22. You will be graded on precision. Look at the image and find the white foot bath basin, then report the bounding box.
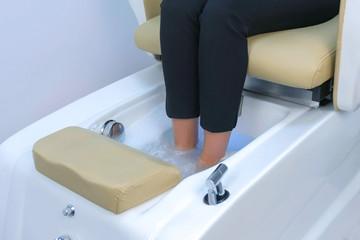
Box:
[2,64,360,240]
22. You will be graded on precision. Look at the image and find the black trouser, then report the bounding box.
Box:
[160,0,340,132]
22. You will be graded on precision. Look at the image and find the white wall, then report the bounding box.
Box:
[128,0,147,24]
[0,0,155,144]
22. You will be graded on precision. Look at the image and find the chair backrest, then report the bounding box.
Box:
[333,0,360,111]
[143,0,162,20]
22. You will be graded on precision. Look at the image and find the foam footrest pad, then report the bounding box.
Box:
[33,126,181,214]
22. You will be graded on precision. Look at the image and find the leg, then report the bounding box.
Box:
[195,0,249,166]
[199,130,231,167]
[196,0,340,166]
[160,0,207,148]
[198,0,249,133]
[198,0,340,133]
[172,118,198,149]
[160,0,208,119]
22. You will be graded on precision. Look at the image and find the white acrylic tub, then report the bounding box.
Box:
[1,64,360,240]
[81,77,307,179]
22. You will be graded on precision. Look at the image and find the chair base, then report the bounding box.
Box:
[244,76,332,108]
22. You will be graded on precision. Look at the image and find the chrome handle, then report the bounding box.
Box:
[206,164,228,194]
[204,164,230,205]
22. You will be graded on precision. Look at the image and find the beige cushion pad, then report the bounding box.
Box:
[135,15,338,89]
[33,126,181,214]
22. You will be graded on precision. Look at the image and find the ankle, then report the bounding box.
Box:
[198,152,223,167]
[175,141,197,150]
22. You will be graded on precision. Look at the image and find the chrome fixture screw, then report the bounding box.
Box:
[54,235,71,240]
[63,204,75,217]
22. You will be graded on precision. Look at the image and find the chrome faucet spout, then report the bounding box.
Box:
[100,120,125,141]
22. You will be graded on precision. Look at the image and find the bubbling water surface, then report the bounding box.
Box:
[141,128,254,179]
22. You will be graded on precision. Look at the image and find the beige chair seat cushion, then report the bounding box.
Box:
[33,127,181,214]
[135,15,338,89]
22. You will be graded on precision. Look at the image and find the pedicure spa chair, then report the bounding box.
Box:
[1,0,360,239]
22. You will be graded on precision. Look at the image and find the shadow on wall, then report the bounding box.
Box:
[0,0,155,144]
